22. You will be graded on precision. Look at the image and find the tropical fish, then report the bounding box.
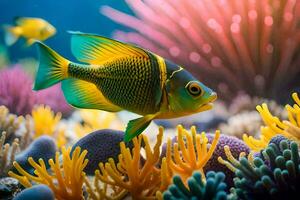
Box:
[3,17,56,46]
[33,32,217,141]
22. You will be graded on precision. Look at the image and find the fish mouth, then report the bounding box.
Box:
[197,92,217,112]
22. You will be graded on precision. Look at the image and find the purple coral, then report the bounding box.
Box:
[34,84,72,116]
[71,129,133,175]
[204,133,250,187]
[101,0,300,102]
[0,67,72,116]
[0,66,36,115]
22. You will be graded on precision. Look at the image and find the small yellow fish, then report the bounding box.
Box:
[33,32,217,141]
[4,17,56,46]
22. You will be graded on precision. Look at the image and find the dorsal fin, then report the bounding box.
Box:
[69,31,150,65]
[61,78,122,112]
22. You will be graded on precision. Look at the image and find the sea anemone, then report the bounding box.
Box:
[218,140,300,199]
[72,129,133,175]
[8,146,88,200]
[101,0,300,102]
[162,171,227,200]
[0,67,36,115]
[205,134,250,187]
[243,92,300,152]
[90,127,164,199]
[164,125,220,184]
[0,131,19,177]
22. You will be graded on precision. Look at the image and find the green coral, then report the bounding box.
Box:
[163,171,228,200]
[219,140,300,199]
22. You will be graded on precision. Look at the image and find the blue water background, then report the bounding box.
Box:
[0,0,132,62]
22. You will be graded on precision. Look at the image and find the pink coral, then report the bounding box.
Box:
[0,66,36,115]
[101,0,300,102]
[0,67,72,116]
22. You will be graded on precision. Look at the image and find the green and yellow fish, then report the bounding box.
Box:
[33,32,217,141]
[4,17,56,46]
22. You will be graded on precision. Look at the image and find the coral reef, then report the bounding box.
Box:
[164,126,220,183]
[14,184,54,200]
[14,135,56,175]
[0,177,20,199]
[243,92,300,151]
[163,171,227,200]
[0,131,19,177]
[89,127,164,199]
[205,134,249,187]
[8,146,88,200]
[218,140,300,199]
[72,129,133,175]
[101,0,300,103]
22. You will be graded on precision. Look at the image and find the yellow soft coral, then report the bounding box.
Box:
[75,109,123,138]
[8,146,88,200]
[31,105,66,147]
[243,92,300,151]
[89,127,164,200]
[165,125,220,183]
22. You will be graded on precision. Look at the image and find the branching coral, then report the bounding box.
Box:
[8,146,88,200]
[0,105,32,150]
[243,92,300,151]
[90,127,164,199]
[0,131,19,177]
[101,0,300,102]
[163,171,227,200]
[218,140,300,199]
[165,125,220,183]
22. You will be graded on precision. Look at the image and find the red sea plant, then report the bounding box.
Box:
[101,0,300,103]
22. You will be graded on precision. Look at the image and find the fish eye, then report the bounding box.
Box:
[186,82,203,97]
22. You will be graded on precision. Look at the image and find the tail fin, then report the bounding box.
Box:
[33,42,69,90]
[3,25,21,46]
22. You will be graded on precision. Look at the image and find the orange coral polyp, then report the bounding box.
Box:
[8,146,88,200]
[166,125,220,183]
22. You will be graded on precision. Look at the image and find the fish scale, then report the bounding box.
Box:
[69,55,162,115]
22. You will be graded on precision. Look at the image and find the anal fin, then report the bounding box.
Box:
[62,78,122,112]
[124,114,157,142]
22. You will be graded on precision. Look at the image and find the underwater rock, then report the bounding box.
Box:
[0,177,20,199]
[71,129,134,175]
[204,134,250,187]
[13,184,54,200]
[14,136,56,174]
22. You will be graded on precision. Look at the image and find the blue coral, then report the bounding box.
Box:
[71,129,133,175]
[14,136,56,174]
[163,171,228,200]
[205,134,249,187]
[14,184,54,200]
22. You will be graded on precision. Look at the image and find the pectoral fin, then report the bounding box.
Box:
[124,114,157,142]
